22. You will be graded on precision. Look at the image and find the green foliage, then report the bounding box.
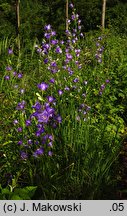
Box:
[20,1,47,42]
[0,1,16,38]
[1,4,127,199]
[107,3,127,35]
[0,184,37,200]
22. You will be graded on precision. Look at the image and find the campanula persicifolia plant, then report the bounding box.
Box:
[0,3,126,199]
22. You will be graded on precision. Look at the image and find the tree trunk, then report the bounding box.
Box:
[66,0,68,31]
[102,0,106,29]
[16,0,20,51]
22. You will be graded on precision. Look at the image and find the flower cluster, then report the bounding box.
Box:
[16,100,26,110]
[31,100,61,126]
[12,3,91,161]
[68,3,84,38]
[34,4,90,120]
[63,4,84,71]
[3,49,28,102]
[99,79,110,95]
[77,102,91,121]
[4,63,23,81]
[14,88,62,160]
[35,2,83,76]
[95,36,104,63]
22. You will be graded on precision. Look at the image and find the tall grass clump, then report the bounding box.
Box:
[0,3,126,199]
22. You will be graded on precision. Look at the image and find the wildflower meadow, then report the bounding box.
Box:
[1,3,127,200]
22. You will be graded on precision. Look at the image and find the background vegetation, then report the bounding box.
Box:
[0,0,127,40]
[1,0,127,200]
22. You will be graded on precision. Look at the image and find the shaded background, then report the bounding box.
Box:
[0,0,127,42]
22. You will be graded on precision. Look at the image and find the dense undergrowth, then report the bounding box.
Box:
[0,4,127,200]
